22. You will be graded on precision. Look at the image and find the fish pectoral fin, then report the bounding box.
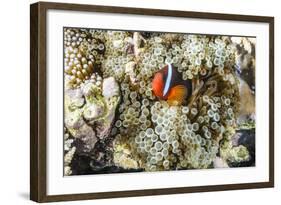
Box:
[167,85,187,105]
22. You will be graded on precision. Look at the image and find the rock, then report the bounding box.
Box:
[238,129,255,152]
[66,76,120,144]
[95,121,112,140]
[95,97,120,139]
[65,109,84,129]
[64,88,85,129]
[220,127,253,167]
[65,88,84,108]
[231,132,242,147]
[125,61,138,85]
[229,129,255,167]
[125,61,136,74]
[82,82,102,97]
[64,76,121,175]
[91,77,121,139]
[213,157,229,168]
[113,143,139,169]
[83,103,104,120]
[65,87,98,153]
[114,155,139,169]
[70,154,93,175]
[82,82,94,97]
[231,145,250,162]
[238,78,255,118]
[102,77,120,98]
[232,37,255,92]
[70,124,97,153]
[133,32,146,59]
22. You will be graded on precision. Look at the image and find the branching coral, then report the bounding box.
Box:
[64,28,106,88]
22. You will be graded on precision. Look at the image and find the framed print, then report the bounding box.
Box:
[30,2,274,202]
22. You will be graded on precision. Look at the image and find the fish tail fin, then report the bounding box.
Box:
[167,85,188,105]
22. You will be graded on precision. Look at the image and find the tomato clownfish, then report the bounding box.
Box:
[152,64,192,105]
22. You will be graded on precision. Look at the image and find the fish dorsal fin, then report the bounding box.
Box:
[163,64,172,96]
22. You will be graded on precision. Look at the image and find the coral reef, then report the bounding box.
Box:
[219,127,250,164]
[64,69,120,175]
[64,28,255,175]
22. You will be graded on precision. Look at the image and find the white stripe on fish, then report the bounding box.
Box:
[163,63,172,96]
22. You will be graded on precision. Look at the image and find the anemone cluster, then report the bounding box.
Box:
[113,80,239,171]
[64,28,254,175]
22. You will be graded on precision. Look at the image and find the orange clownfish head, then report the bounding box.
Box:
[152,72,166,99]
